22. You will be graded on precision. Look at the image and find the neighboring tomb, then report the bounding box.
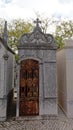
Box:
[57,39,73,118]
[17,18,58,117]
[0,22,15,121]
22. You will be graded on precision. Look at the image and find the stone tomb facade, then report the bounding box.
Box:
[0,22,14,121]
[17,19,58,117]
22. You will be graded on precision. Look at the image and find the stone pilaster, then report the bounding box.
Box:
[16,62,20,117]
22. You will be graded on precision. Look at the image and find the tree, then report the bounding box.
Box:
[8,19,33,52]
[0,18,34,62]
[33,12,56,33]
[55,20,73,48]
[0,18,33,50]
[1,17,73,52]
[8,17,57,53]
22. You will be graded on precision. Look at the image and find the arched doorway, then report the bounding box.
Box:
[19,59,39,116]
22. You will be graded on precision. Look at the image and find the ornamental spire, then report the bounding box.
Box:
[3,21,8,44]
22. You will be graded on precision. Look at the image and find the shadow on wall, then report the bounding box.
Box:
[7,89,16,118]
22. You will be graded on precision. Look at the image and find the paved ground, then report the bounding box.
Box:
[0,108,73,130]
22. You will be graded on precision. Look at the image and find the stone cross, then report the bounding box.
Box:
[34,18,41,27]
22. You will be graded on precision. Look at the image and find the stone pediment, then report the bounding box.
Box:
[18,19,57,49]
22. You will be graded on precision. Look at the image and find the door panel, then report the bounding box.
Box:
[19,59,39,116]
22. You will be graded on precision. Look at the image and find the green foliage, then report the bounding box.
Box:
[1,17,73,54]
[15,53,18,63]
[0,18,33,62]
[8,19,33,52]
[55,35,64,48]
[55,20,73,48]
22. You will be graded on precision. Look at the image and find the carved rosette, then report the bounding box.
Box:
[3,54,9,60]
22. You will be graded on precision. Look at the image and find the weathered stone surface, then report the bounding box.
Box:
[44,62,57,98]
[17,18,58,117]
[0,22,15,121]
[43,99,58,115]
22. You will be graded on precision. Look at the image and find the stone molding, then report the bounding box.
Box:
[18,20,57,50]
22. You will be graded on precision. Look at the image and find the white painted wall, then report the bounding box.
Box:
[57,39,73,118]
[57,49,67,115]
[66,48,73,117]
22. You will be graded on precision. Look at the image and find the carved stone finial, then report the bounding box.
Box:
[3,21,8,44]
[34,18,41,27]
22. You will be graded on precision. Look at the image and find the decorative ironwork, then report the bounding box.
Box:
[19,59,39,116]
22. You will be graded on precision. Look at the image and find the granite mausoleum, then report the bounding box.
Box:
[0,22,15,121]
[16,18,58,117]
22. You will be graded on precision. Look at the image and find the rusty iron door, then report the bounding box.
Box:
[19,59,39,116]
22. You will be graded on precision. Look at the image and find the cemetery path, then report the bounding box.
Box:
[0,108,73,130]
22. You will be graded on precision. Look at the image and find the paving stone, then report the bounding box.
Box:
[0,110,73,130]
